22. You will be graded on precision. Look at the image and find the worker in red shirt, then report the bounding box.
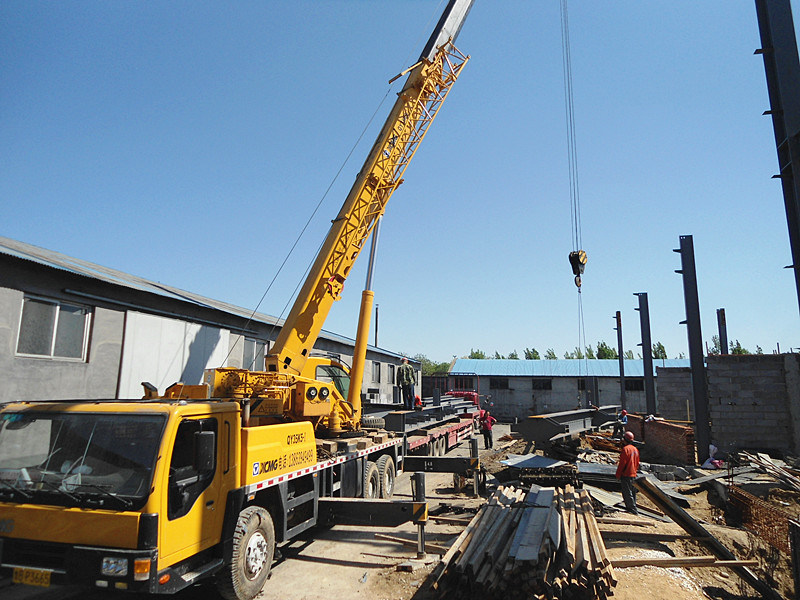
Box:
[480,410,497,450]
[615,431,640,515]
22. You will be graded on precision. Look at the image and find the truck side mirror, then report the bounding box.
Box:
[194,431,216,473]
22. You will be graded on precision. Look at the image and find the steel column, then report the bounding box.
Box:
[674,235,711,464]
[717,308,729,355]
[755,0,800,315]
[615,311,626,410]
[413,472,426,558]
[634,293,657,415]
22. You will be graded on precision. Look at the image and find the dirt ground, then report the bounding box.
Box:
[5,423,795,600]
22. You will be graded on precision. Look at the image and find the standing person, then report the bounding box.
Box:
[615,431,640,515]
[612,409,628,438]
[480,410,497,450]
[397,357,415,410]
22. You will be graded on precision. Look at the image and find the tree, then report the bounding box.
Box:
[624,350,635,360]
[707,335,721,356]
[756,345,764,355]
[544,348,557,360]
[493,351,505,359]
[524,347,540,360]
[564,347,585,360]
[730,340,751,355]
[508,349,519,359]
[652,341,667,359]
[469,349,486,359]
[584,345,596,359]
[413,354,450,376]
[596,341,618,359]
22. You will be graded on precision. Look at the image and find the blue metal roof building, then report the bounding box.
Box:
[446,358,692,421]
[451,358,690,377]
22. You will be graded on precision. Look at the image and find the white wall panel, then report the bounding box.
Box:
[118,312,229,398]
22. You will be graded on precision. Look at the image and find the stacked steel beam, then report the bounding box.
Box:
[432,484,617,599]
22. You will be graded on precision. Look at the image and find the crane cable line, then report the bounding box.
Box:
[560,0,590,402]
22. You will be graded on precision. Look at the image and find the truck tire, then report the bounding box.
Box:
[361,415,385,429]
[216,506,275,600]
[376,455,396,499]
[363,461,380,498]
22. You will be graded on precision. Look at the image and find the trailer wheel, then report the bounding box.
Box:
[376,455,396,499]
[363,460,380,498]
[216,506,275,600]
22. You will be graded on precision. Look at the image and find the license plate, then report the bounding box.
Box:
[13,567,51,587]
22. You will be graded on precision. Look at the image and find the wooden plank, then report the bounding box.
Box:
[595,516,656,527]
[612,556,759,568]
[600,530,703,542]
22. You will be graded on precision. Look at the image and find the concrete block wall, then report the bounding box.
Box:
[655,367,694,421]
[707,354,800,456]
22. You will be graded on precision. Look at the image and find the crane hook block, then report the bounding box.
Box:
[569,250,587,288]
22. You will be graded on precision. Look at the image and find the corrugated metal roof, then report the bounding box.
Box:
[450,358,691,377]
[0,236,407,359]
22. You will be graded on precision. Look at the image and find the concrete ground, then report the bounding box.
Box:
[3,425,511,600]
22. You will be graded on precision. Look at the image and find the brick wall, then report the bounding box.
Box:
[707,354,800,456]
[626,414,696,465]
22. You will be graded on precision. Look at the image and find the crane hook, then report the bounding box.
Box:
[569,250,587,288]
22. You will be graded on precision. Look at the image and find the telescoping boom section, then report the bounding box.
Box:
[207,1,472,434]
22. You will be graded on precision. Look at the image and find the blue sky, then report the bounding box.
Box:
[2,1,799,363]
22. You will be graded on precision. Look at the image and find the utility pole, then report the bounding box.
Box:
[675,235,711,464]
[614,311,626,410]
[634,293,657,416]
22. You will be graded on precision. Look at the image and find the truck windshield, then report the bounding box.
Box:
[0,411,166,510]
[316,364,350,399]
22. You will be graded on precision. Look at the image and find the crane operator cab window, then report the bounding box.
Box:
[168,418,217,520]
[316,364,350,400]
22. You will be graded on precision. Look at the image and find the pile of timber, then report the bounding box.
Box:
[741,451,800,492]
[432,484,617,599]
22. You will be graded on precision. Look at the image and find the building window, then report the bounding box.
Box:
[16,296,90,360]
[577,378,586,391]
[242,338,266,370]
[531,378,552,390]
[490,377,509,390]
[452,376,474,391]
[372,361,381,383]
[388,364,395,385]
[625,378,645,391]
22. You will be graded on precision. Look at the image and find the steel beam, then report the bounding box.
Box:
[403,456,478,473]
[511,406,618,444]
[318,497,428,527]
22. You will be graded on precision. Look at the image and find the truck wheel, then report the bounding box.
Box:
[216,506,275,600]
[363,461,380,498]
[376,455,396,499]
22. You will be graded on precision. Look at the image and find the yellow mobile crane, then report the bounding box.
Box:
[0,3,474,600]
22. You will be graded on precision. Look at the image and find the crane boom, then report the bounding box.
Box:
[266,1,472,377]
